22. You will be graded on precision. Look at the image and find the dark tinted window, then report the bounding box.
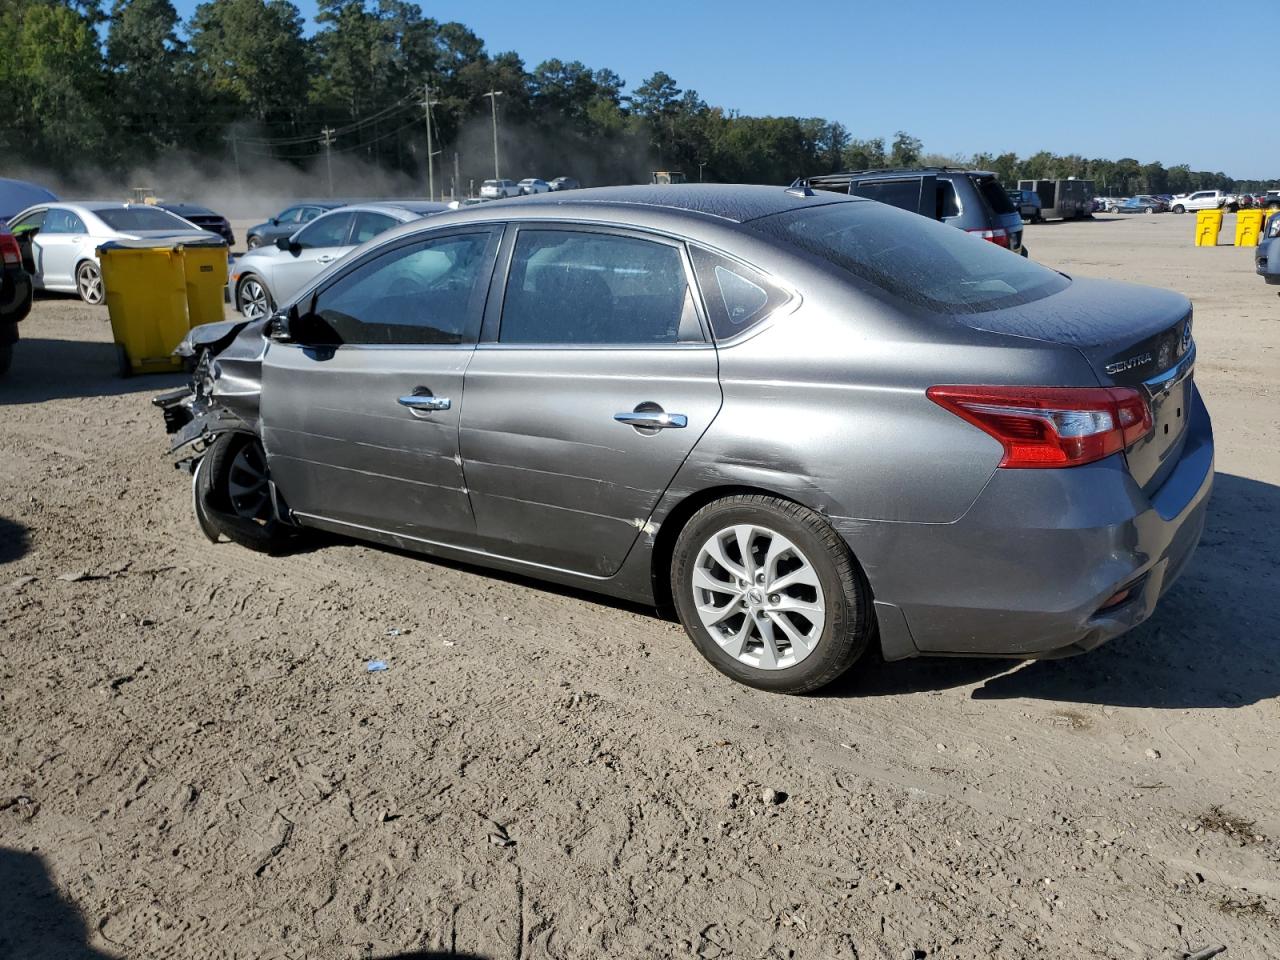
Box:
[975,176,1016,215]
[753,201,1069,313]
[96,207,194,231]
[500,230,699,345]
[690,246,791,340]
[936,181,960,219]
[309,232,494,345]
[295,211,353,248]
[852,178,922,213]
[352,211,399,245]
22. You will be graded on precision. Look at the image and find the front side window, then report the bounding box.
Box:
[276,206,303,224]
[689,246,791,340]
[11,209,47,233]
[295,212,354,249]
[852,178,922,214]
[500,229,700,345]
[307,232,494,345]
[752,200,1069,314]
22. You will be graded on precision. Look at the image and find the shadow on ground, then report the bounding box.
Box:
[0,848,117,959]
[0,516,29,564]
[0,337,185,404]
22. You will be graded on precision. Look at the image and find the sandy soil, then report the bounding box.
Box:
[2,212,1278,960]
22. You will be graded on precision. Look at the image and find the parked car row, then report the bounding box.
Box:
[479,177,579,199]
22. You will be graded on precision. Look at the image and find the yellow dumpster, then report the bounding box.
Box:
[1235,208,1265,246]
[98,240,190,376]
[1194,209,1223,247]
[181,237,229,327]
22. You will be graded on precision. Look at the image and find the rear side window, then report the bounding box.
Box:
[975,176,1016,215]
[296,212,354,249]
[753,201,1068,313]
[500,229,699,345]
[852,178,922,213]
[690,246,792,340]
[352,211,399,245]
[936,181,960,219]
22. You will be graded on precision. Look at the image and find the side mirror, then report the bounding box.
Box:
[270,299,340,346]
[275,236,300,254]
[270,217,279,226]
[267,304,299,342]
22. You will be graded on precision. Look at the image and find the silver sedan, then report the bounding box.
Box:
[8,202,214,303]
[230,202,447,320]
[158,185,1212,694]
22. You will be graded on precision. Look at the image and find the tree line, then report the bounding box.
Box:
[1,0,1275,195]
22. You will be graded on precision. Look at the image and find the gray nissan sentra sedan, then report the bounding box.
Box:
[155,184,1213,694]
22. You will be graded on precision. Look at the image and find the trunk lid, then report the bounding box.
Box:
[961,277,1195,492]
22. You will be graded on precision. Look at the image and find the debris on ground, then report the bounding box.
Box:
[366,660,388,672]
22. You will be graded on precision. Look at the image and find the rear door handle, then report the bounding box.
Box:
[398,395,450,411]
[614,411,687,429]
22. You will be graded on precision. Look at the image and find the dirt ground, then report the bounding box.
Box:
[1,212,1278,960]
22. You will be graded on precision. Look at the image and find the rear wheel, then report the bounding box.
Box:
[1146,206,1155,214]
[671,495,871,694]
[196,433,296,553]
[76,261,103,304]
[246,235,262,250]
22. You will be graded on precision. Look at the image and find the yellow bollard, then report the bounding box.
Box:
[1194,209,1223,246]
[1235,208,1265,246]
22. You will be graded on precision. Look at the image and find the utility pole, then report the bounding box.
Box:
[482,90,503,179]
[422,82,434,201]
[453,151,460,200]
[227,133,242,193]
[320,126,336,197]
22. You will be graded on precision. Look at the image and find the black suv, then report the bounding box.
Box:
[797,167,1028,257]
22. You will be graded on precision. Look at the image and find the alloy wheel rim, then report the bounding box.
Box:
[79,266,103,303]
[692,523,826,671]
[240,281,268,320]
[226,443,272,522]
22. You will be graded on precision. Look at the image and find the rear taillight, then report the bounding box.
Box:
[0,233,21,267]
[927,385,1153,468]
[966,227,1010,248]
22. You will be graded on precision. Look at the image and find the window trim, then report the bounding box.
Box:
[285,224,505,350]
[478,221,713,350]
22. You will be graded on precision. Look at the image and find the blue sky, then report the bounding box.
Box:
[170,0,1278,178]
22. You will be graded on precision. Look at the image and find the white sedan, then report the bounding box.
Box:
[8,202,213,303]
[517,178,551,195]
[230,202,447,320]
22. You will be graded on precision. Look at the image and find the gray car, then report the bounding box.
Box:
[155,185,1212,694]
[231,202,448,320]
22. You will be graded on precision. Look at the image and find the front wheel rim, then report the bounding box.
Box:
[227,442,272,522]
[692,524,826,671]
[240,280,269,319]
[79,265,103,303]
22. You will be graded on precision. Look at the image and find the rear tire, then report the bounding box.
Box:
[246,236,262,250]
[196,433,297,553]
[76,261,104,304]
[671,495,871,694]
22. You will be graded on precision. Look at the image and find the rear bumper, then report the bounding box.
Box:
[839,386,1214,659]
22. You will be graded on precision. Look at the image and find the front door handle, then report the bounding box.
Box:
[398,394,450,411]
[614,410,687,429]
[316,254,335,264]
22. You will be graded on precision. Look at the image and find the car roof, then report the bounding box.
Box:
[479,183,862,224]
[327,201,450,219]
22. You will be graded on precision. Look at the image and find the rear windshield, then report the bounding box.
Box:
[96,207,195,231]
[975,176,1016,215]
[752,200,1069,314]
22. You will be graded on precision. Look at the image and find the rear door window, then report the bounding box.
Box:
[852,178,923,214]
[351,211,399,245]
[689,247,792,340]
[295,212,354,249]
[500,229,700,345]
